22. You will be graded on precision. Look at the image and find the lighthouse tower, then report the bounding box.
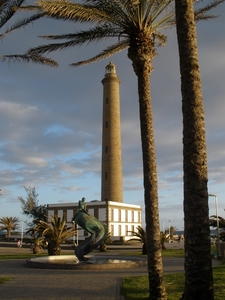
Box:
[47,62,142,241]
[101,62,123,203]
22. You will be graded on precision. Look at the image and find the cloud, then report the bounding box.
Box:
[0,2,224,231]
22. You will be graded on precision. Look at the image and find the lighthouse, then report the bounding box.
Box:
[101,62,123,203]
[47,63,142,241]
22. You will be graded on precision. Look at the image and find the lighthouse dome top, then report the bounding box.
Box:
[105,62,116,74]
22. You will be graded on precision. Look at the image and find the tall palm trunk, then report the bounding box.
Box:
[128,32,166,300]
[175,1,213,299]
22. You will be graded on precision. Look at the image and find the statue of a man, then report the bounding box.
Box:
[78,197,88,214]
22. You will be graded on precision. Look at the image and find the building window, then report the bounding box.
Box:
[118,209,121,222]
[73,209,77,217]
[132,211,134,223]
[105,121,108,128]
[54,210,58,216]
[63,210,67,221]
[106,97,108,104]
[125,210,128,222]
[138,211,141,223]
[105,146,108,153]
[111,209,114,221]
[105,172,108,179]
[94,208,99,218]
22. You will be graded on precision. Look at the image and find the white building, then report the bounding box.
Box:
[47,200,142,242]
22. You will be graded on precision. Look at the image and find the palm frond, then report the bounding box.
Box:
[194,0,225,21]
[0,54,58,67]
[0,0,24,28]
[70,39,129,67]
[0,12,45,39]
[27,24,123,56]
[210,215,225,228]
[42,25,122,42]
[36,0,111,23]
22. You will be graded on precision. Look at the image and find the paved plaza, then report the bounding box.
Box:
[0,243,219,300]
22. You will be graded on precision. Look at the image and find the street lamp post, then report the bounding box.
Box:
[163,222,165,233]
[20,220,24,247]
[169,220,171,241]
[209,193,220,257]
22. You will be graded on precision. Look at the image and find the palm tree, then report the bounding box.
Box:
[0,216,20,240]
[32,214,77,255]
[168,225,177,241]
[126,225,147,254]
[99,232,113,252]
[0,0,57,66]
[160,231,169,250]
[174,0,224,299]
[23,1,223,298]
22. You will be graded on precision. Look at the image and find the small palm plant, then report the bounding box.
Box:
[126,226,147,255]
[99,232,113,252]
[26,227,45,254]
[209,215,225,242]
[33,214,77,255]
[160,232,169,250]
[0,216,20,240]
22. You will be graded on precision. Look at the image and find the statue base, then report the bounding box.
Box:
[26,255,147,270]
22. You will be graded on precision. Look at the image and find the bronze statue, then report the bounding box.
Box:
[72,198,107,261]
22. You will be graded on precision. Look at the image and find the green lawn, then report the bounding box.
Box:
[0,277,13,284]
[121,250,224,300]
[0,253,47,260]
[161,249,185,257]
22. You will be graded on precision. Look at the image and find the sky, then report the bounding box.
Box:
[0,1,224,232]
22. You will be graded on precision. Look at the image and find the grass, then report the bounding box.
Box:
[0,277,13,284]
[121,254,225,300]
[119,248,185,258]
[161,248,184,257]
[0,253,47,260]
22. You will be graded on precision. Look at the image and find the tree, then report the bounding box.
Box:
[0,216,20,240]
[18,186,47,225]
[160,232,169,250]
[174,0,224,299]
[99,232,113,252]
[0,0,57,66]
[31,214,77,255]
[126,225,147,254]
[167,225,177,240]
[22,1,223,298]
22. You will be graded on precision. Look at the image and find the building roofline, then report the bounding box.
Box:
[47,200,141,209]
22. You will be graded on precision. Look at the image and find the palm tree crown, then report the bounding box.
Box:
[32,214,77,255]
[0,216,20,240]
[29,0,175,68]
[126,225,147,254]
